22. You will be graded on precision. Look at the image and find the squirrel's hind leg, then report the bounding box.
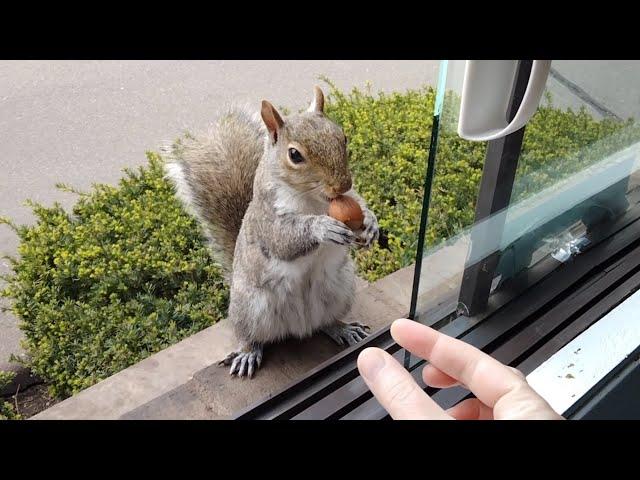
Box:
[218,343,264,378]
[322,321,371,347]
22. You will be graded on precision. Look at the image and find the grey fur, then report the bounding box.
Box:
[164,105,264,280]
[165,88,380,378]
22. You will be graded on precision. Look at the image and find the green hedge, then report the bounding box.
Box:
[2,81,638,398]
[1,158,229,397]
[0,371,19,420]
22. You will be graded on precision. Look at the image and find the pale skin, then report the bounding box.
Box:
[357,319,564,420]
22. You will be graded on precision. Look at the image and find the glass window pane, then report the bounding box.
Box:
[413,60,640,327]
[411,60,487,323]
[496,61,640,290]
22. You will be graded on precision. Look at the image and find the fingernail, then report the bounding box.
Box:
[359,348,386,382]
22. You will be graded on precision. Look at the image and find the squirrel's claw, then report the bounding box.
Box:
[315,216,358,247]
[218,351,238,366]
[219,345,263,379]
[322,321,371,347]
[357,210,380,249]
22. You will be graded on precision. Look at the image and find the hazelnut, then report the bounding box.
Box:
[328,195,364,231]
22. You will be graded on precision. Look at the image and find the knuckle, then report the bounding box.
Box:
[386,378,418,408]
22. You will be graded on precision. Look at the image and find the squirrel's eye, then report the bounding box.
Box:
[288,148,305,164]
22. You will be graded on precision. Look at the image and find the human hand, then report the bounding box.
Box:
[357,319,564,420]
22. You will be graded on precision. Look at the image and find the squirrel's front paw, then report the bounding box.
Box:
[313,215,357,247]
[357,209,380,249]
[218,344,263,378]
[322,321,371,346]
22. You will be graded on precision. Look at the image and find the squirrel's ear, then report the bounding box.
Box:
[306,85,325,113]
[261,100,284,144]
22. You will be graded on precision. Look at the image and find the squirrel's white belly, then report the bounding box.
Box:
[253,244,355,342]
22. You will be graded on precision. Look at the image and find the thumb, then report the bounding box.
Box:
[357,348,450,420]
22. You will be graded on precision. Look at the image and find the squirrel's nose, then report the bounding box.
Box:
[325,177,352,198]
[335,177,352,195]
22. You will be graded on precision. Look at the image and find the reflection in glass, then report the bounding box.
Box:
[412,60,640,325]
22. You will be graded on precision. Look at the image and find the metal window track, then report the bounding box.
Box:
[233,212,640,420]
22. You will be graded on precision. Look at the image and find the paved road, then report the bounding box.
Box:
[0,60,440,371]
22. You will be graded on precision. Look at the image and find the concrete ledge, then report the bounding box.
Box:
[31,318,238,419]
[32,279,405,420]
[373,236,469,321]
[121,282,405,419]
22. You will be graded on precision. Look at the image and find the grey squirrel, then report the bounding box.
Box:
[164,86,379,378]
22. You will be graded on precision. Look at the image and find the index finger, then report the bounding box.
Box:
[357,347,451,420]
[390,319,526,408]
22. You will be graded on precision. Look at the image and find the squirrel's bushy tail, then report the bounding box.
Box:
[164,106,265,278]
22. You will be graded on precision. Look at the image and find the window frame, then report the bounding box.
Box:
[233,60,640,420]
[233,207,640,419]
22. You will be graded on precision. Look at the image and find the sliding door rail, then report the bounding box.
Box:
[234,212,640,420]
